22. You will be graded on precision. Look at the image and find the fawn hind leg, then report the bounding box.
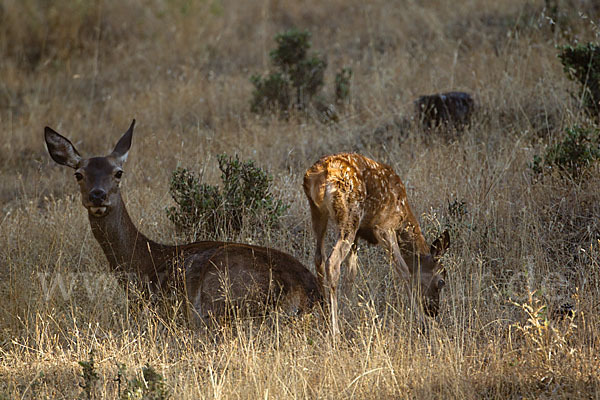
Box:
[326,232,356,336]
[325,198,361,336]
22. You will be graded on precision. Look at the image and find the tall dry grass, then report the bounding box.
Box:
[1,0,600,398]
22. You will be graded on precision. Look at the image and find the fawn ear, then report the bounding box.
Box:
[111,119,135,165]
[431,230,450,259]
[44,127,82,169]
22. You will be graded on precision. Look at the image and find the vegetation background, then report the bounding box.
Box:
[1,0,599,398]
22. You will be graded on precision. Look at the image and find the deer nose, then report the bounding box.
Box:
[424,301,439,318]
[89,189,107,205]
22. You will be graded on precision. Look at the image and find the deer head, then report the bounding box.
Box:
[44,120,135,218]
[411,230,450,317]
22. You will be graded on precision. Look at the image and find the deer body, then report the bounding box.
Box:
[45,121,320,325]
[303,153,449,335]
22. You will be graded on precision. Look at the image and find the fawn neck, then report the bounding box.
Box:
[397,209,431,272]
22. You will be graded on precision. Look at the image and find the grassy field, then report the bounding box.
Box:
[1,0,600,398]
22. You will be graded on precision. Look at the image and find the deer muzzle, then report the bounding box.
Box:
[88,189,109,216]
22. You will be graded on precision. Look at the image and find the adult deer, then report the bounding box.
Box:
[303,153,450,335]
[44,120,320,325]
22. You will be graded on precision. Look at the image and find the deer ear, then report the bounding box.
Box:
[111,119,135,165]
[431,230,450,259]
[44,127,82,169]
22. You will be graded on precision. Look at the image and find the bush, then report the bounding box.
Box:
[250,72,290,114]
[167,154,289,237]
[119,364,170,400]
[79,351,100,400]
[334,67,353,104]
[250,29,350,117]
[530,125,600,177]
[558,43,600,118]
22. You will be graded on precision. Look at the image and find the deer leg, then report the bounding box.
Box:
[325,232,355,336]
[326,199,360,336]
[308,202,328,298]
[375,228,411,282]
[346,241,359,286]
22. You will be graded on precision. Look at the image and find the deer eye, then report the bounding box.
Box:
[74,172,83,181]
[115,170,123,179]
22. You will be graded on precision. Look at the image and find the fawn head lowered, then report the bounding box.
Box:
[408,230,449,317]
[45,120,134,218]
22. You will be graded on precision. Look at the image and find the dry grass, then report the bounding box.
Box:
[1,0,600,398]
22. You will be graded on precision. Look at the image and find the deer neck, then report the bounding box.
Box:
[396,211,431,274]
[88,192,172,281]
[399,241,430,273]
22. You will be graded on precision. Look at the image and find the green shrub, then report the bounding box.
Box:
[270,29,311,68]
[79,351,100,400]
[167,154,289,236]
[334,67,353,104]
[251,29,325,114]
[558,43,600,118]
[270,30,326,105]
[250,72,290,113]
[250,29,349,117]
[119,364,170,400]
[530,125,600,177]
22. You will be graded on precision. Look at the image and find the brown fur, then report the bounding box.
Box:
[303,153,449,335]
[44,120,321,326]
